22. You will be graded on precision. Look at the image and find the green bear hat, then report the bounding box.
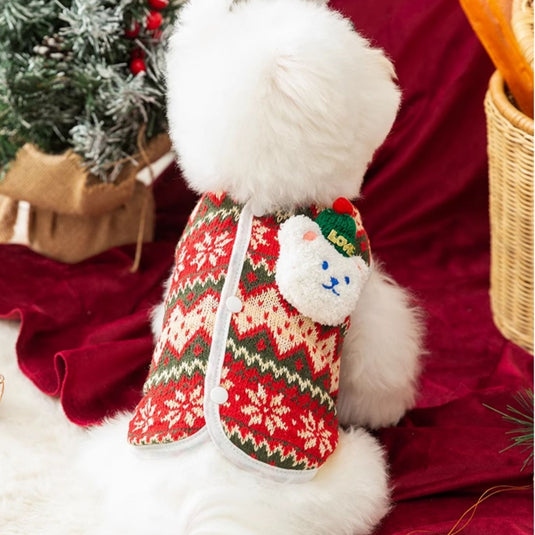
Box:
[316,197,357,257]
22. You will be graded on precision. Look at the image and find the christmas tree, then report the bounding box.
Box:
[0,0,184,182]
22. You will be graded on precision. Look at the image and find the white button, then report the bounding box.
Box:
[226,296,243,313]
[210,386,229,404]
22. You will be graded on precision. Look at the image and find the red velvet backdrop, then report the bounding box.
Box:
[0,0,532,533]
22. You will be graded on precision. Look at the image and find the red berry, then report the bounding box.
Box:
[130,58,147,75]
[124,20,140,38]
[333,197,354,215]
[148,0,169,9]
[146,11,163,30]
[130,47,146,59]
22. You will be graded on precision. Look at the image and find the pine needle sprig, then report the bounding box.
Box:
[57,0,126,58]
[0,0,184,182]
[484,389,534,471]
[0,0,59,46]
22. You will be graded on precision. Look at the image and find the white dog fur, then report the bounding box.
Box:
[1,1,423,533]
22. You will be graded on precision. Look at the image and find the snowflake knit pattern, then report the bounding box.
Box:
[128,192,371,477]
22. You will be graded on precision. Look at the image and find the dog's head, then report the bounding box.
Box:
[166,0,400,213]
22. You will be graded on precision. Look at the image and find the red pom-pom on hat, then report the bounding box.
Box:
[333,197,354,215]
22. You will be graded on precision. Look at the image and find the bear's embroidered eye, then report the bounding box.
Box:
[344,276,350,284]
[322,261,329,270]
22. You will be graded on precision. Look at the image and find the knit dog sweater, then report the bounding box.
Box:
[128,192,371,482]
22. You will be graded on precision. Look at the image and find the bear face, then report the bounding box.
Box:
[276,215,369,326]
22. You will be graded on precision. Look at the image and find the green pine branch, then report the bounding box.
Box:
[0,0,183,181]
[484,389,534,471]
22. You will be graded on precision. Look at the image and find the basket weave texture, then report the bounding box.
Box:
[485,70,534,353]
[512,0,534,69]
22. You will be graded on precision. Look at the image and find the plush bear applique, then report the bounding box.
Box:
[277,197,371,326]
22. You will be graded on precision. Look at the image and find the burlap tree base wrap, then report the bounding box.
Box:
[0,133,171,264]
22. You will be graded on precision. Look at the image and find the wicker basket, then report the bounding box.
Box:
[485,71,534,353]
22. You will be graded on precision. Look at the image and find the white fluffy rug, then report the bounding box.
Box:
[0,319,98,535]
[0,319,390,535]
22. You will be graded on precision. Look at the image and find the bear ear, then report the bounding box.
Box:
[303,230,318,242]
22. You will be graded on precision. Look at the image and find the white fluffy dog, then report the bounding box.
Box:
[2,1,423,534]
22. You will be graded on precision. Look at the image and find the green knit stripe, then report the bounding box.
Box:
[165,276,226,316]
[239,261,276,295]
[144,341,209,391]
[224,336,337,410]
[130,432,176,447]
[222,422,313,470]
[228,329,319,386]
